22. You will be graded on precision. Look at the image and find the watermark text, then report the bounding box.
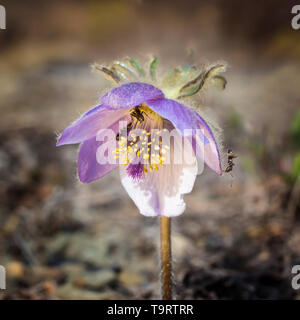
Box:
[0,265,5,290]
[292,5,300,30]
[0,5,6,30]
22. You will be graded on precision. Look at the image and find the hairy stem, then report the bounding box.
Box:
[160,216,172,300]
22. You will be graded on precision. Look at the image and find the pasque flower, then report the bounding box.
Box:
[56,58,226,217]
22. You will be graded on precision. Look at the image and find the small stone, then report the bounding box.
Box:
[119,269,143,286]
[61,263,84,281]
[80,270,116,289]
[172,233,191,258]
[6,261,24,278]
[55,283,116,300]
[46,233,70,259]
[65,233,110,267]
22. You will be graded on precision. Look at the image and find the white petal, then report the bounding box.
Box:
[120,134,198,217]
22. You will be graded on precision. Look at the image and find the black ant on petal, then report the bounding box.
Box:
[116,106,147,141]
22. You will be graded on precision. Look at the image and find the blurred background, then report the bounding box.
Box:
[0,0,300,300]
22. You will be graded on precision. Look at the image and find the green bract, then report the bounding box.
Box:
[92,56,227,100]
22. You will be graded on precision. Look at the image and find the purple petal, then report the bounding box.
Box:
[56,107,128,146]
[77,118,127,183]
[81,104,103,118]
[78,137,118,183]
[146,98,222,175]
[101,82,164,109]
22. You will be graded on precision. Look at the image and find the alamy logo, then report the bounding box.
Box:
[292,5,300,30]
[0,265,5,289]
[0,5,5,29]
[291,265,300,290]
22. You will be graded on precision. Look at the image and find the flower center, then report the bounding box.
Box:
[113,105,170,179]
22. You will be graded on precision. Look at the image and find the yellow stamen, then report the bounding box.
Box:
[112,105,167,175]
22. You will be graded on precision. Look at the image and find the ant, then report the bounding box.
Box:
[116,106,147,141]
[130,106,146,123]
[224,149,237,176]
